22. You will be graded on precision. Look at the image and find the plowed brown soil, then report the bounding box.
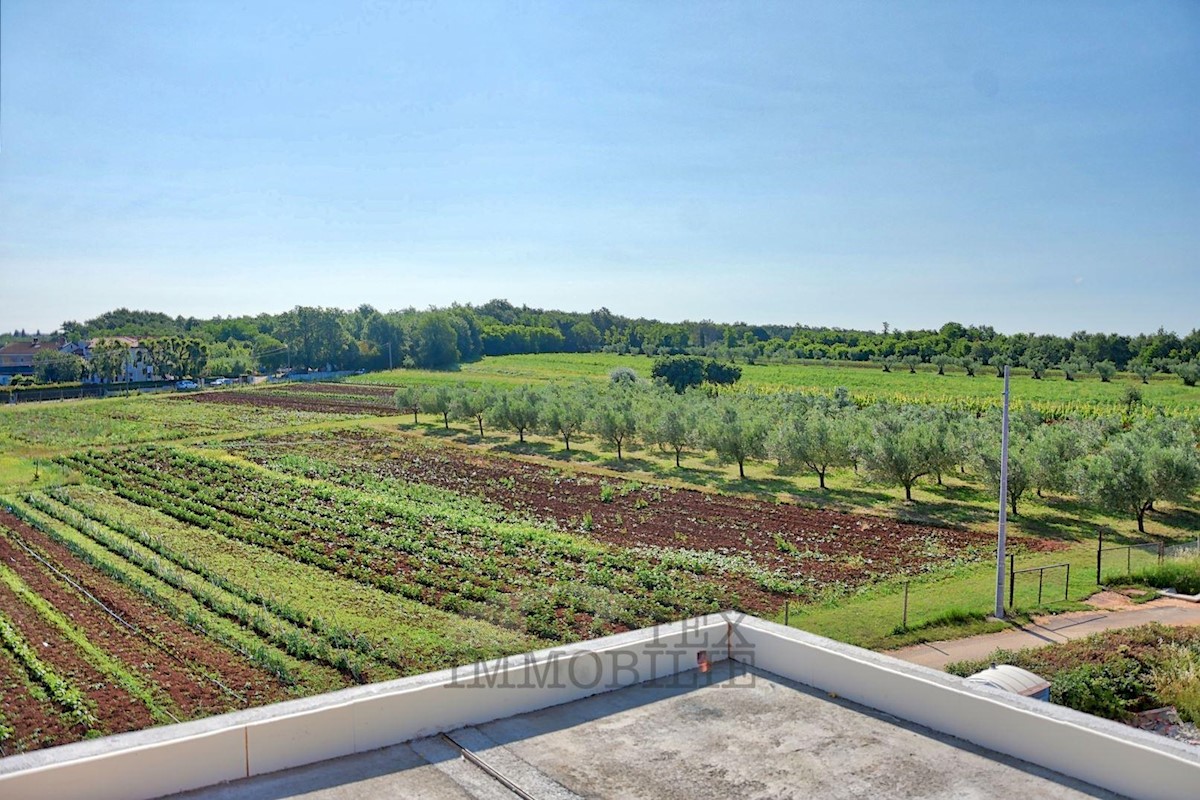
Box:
[0,511,287,753]
[0,578,153,736]
[252,431,998,588]
[171,389,396,416]
[0,647,77,755]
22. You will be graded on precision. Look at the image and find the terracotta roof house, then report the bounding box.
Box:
[0,338,67,376]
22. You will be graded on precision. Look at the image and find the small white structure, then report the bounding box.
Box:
[966,664,1051,701]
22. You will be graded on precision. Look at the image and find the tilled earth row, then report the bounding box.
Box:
[170,389,397,416]
[248,430,1000,589]
[0,511,286,753]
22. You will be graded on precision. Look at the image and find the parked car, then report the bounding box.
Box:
[210,377,232,387]
[175,380,199,390]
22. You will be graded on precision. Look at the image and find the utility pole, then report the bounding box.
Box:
[995,365,1011,619]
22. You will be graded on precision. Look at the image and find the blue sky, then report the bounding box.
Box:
[2,1,1197,335]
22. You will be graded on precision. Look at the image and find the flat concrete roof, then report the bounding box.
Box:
[171,663,1121,800]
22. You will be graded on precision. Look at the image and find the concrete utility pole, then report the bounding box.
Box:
[995,365,1011,619]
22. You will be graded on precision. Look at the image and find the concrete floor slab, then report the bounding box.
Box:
[474,663,1120,800]
[170,664,1123,800]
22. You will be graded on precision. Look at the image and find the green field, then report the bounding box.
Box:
[350,352,1200,415]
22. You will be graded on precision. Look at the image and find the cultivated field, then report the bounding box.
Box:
[0,365,1196,754]
[351,352,1200,416]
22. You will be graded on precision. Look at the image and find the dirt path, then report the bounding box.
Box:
[887,593,1200,670]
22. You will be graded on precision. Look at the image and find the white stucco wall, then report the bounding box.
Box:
[0,615,733,800]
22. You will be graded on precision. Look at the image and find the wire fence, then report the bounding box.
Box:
[1096,533,1167,584]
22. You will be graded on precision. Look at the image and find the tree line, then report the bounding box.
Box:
[36,301,1200,378]
[393,374,1200,534]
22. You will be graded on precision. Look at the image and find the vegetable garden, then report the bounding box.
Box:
[1,356,1197,755]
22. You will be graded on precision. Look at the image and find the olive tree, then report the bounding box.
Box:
[393,386,421,424]
[1060,359,1091,382]
[1023,355,1047,380]
[492,384,541,443]
[858,406,941,501]
[1131,362,1155,385]
[768,407,853,489]
[452,385,494,437]
[422,385,455,429]
[988,354,1008,378]
[703,399,768,479]
[1075,423,1200,533]
[976,426,1035,516]
[1028,421,1092,497]
[540,384,588,451]
[931,354,955,376]
[588,389,638,460]
[643,391,701,467]
[1173,361,1200,387]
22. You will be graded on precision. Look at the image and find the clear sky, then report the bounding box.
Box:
[2,1,1197,336]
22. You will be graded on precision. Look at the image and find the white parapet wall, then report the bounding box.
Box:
[4,613,1200,800]
[0,614,734,800]
[736,616,1200,800]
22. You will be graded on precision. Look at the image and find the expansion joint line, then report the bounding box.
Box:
[439,732,540,800]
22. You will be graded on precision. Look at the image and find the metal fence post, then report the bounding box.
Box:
[1159,541,1165,565]
[902,581,909,630]
[1008,553,1015,608]
[1065,563,1071,601]
[1096,530,1103,585]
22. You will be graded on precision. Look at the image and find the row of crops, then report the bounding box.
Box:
[3,427,848,754]
[56,446,789,639]
[0,502,296,754]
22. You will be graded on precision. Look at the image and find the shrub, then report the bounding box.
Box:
[1050,658,1145,720]
[609,367,639,385]
[1150,644,1200,723]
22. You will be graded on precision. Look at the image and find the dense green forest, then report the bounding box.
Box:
[9,300,1199,378]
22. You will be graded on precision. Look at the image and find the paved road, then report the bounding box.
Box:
[887,598,1200,670]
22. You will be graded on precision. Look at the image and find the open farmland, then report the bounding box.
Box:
[0,393,362,462]
[169,382,400,417]
[224,428,996,589]
[0,508,287,753]
[0,373,1195,755]
[351,352,1200,418]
